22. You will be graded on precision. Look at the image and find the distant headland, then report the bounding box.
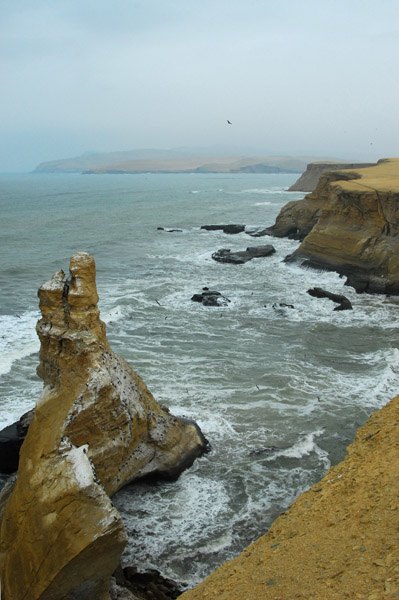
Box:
[33,149,349,175]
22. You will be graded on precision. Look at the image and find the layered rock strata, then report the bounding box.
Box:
[0,252,207,600]
[288,161,375,192]
[284,159,399,294]
[180,394,399,600]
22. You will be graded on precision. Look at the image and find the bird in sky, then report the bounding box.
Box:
[227,120,232,125]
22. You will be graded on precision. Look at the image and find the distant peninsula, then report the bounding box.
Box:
[33,149,344,175]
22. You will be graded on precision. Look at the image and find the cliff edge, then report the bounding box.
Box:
[288,161,375,192]
[180,394,399,599]
[0,252,207,600]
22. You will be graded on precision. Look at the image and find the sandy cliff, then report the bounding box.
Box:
[270,158,399,294]
[0,252,207,600]
[180,394,399,599]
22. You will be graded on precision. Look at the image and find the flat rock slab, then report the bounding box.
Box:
[212,245,276,264]
[201,224,245,234]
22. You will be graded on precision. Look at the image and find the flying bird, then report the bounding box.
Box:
[227,120,232,125]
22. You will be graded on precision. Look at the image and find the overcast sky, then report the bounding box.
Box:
[1,0,398,171]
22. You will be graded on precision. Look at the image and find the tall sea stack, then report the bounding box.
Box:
[0,252,207,600]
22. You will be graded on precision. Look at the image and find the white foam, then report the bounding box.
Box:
[0,311,40,376]
[279,430,327,461]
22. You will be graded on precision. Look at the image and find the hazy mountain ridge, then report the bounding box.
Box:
[34,149,343,174]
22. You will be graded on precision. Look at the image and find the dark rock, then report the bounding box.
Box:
[307,287,353,311]
[113,565,184,600]
[191,287,231,307]
[212,245,276,264]
[201,224,245,234]
[0,409,34,473]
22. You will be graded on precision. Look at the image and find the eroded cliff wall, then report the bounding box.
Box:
[285,159,399,294]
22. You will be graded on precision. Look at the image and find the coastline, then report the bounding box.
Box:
[0,168,395,596]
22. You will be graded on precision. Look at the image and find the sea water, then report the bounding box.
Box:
[1,172,399,587]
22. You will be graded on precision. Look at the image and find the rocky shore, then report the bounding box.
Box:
[180,394,399,599]
[0,253,207,600]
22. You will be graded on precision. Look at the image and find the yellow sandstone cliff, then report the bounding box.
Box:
[180,394,399,600]
[271,158,399,294]
[0,252,206,600]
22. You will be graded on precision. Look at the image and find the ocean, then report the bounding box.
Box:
[1,172,399,588]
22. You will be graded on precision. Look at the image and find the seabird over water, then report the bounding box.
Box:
[227,120,232,125]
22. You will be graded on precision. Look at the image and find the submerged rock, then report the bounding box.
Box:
[245,227,269,237]
[0,252,207,600]
[212,245,276,264]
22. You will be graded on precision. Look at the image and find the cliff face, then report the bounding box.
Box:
[286,159,399,294]
[266,188,325,240]
[180,394,399,600]
[288,161,375,192]
[0,252,207,600]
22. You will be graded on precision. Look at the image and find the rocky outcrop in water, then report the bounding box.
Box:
[288,161,375,192]
[191,288,231,306]
[307,287,352,311]
[284,159,399,294]
[212,245,276,264]
[201,224,245,234]
[180,393,399,600]
[0,252,207,600]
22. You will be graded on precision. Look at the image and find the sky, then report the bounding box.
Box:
[1,0,398,172]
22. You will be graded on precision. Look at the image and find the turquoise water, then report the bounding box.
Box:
[1,172,399,586]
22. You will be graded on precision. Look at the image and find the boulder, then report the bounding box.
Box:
[0,252,208,600]
[307,287,353,311]
[212,245,276,264]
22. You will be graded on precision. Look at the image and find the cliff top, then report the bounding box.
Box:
[181,394,399,599]
[331,157,399,193]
